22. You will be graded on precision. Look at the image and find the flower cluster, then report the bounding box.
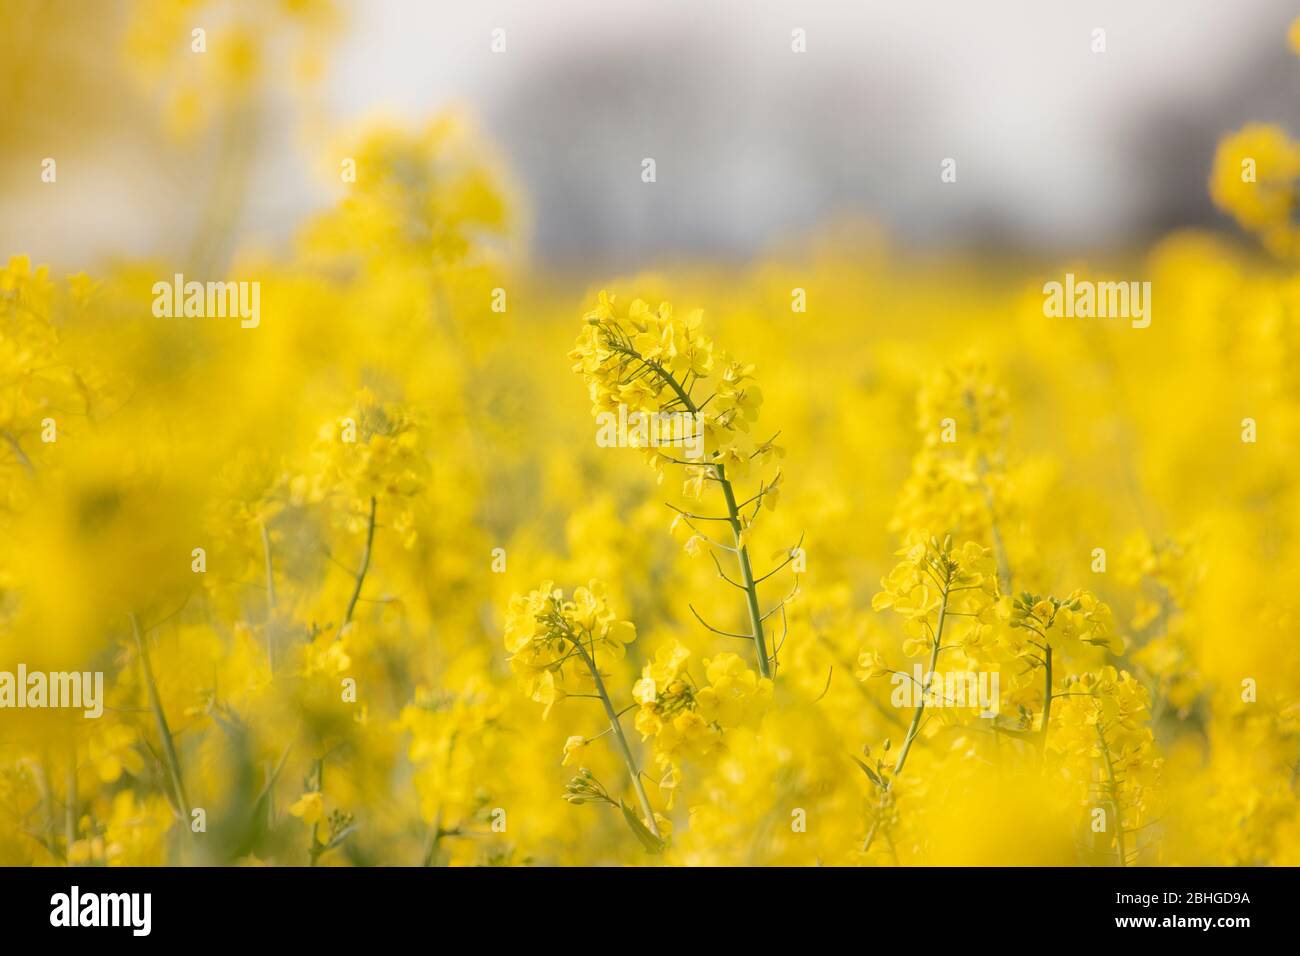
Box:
[1210,124,1300,258]
[1008,590,1116,655]
[302,115,509,266]
[1,258,102,493]
[570,292,772,480]
[631,640,772,802]
[571,293,796,683]
[870,536,999,660]
[292,389,430,547]
[504,580,635,717]
[1049,667,1161,864]
[891,357,1019,591]
[5,12,1300,871]
[1117,532,1203,632]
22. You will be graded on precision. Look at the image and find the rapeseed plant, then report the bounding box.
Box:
[1,8,1299,870]
[503,580,666,848]
[570,294,796,681]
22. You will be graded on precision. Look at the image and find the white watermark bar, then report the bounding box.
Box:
[595,404,705,460]
[152,273,260,328]
[0,665,103,718]
[1043,272,1151,329]
[890,666,1000,716]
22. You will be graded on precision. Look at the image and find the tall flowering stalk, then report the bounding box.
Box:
[504,580,667,849]
[1050,668,1160,865]
[858,535,997,850]
[128,613,191,829]
[629,638,771,808]
[1007,590,1114,751]
[871,537,997,771]
[570,293,794,679]
[893,357,1015,593]
[863,358,1147,864]
[284,391,430,864]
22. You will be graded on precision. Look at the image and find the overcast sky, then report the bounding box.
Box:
[7,0,1300,270]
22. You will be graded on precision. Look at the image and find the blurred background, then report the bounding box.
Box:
[4,0,1300,871]
[4,0,1300,272]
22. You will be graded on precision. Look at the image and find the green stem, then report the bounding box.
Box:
[863,585,948,855]
[421,730,459,866]
[421,806,446,867]
[260,521,277,827]
[863,545,965,855]
[571,639,660,838]
[892,585,949,777]
[964,391,1012,594]
[308,759,323,866]
[36,751,56,857]
[309,499,374,863]
[64,744,76,864]
[606,343,772,678]
[717,465,772,679]
[130,613,190,822]
[1040,644,1054,753]
[340,496,377,634]
[2,432,35,475]
[976,459,1013,595]
[1095,722,1127,866]
[261,520,277,671]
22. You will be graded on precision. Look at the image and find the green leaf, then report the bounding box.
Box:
[619,799,667,854]
[851,755,883,789]
[324,825,358,851]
